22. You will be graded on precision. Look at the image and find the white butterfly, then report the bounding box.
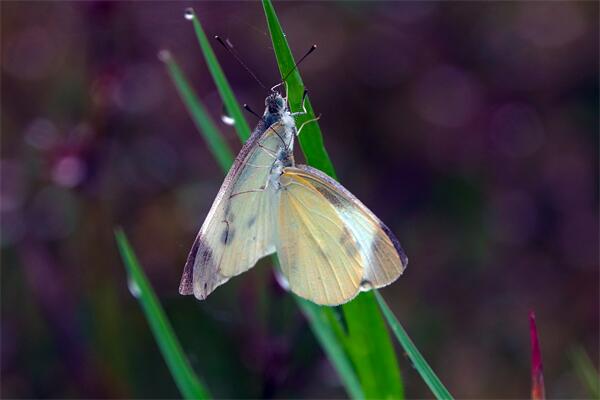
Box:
[180,92,407,306]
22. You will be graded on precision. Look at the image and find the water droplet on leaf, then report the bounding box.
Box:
[184,8,194,20]
[127,276,142,298]
[157,49,171,62]
[221,115,235,125]
[359,280,373,291]
[274,269,290,292]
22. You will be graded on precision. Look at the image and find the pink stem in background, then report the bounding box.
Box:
[530,311,546,400]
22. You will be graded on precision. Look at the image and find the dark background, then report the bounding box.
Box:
[1,1,598,398]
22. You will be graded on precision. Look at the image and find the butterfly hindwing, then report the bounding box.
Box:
[275,165,407,305]
[180,120,293,299]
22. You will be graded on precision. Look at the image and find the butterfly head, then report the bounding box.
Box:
[265,92,287,116]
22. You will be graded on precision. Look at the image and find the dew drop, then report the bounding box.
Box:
[184,8,194,20]
[221,115,235,126]
[274,269,290,292]
[359,280,373,292]
[127,276,142,298]
[157,49,171,62]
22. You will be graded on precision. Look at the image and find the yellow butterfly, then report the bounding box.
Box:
[180,92,407,305]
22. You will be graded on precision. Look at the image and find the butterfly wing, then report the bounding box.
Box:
[275,165,407,305]
[180,120,293,300]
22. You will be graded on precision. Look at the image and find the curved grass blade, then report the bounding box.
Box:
[297,298,364,399]
[160,50,234,172]
[375,290,453,400]
[185,7,251,142]
[261,0,335,177]
[262,1,404,398]
[342,293,404,399]
[115,229,210,400]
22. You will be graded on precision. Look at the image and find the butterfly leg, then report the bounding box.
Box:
[283,81,290,103]
[296,113,321,137]
[291,89,310,118]
[271,81,289,100]
[301,88,309,114]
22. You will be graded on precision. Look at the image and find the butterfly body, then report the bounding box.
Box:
[181,92,407,306]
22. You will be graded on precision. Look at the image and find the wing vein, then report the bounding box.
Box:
[289,190,349,303]
[289,195,334,303]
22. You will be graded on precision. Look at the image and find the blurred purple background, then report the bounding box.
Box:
[1,1,598,398]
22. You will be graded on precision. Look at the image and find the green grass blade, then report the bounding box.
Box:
[261,0,336,177]
[375,290,453,400]
[262,1,404,398]
[570,347,600,399]
[114,229,210,400]
[160,50,234,172]
[185,7,251,142]
[297,299,364,399]
[342,293,404,399]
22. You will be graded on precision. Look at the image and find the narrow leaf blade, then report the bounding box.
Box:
[297,299,364,399]
[262,1,405,398]
[375,290,453,400]
[262,0,336,177]
[160,50,234,172]
[115,229,210,400]
[186,8,251,142]
[343,293,404,399]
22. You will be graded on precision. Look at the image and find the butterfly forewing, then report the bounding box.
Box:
[275,165,407,305]
[180,121,293,299]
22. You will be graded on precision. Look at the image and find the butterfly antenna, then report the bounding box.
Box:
[243,104,261,119]
[214,35,267,90]
[271,44,317,93]
[283,44,317,82]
